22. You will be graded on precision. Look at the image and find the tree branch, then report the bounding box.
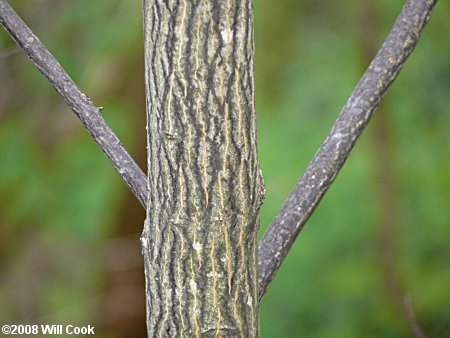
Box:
[0,0,148,208]
[258,0,437,300]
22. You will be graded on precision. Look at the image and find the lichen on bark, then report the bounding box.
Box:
[142,1,263,337]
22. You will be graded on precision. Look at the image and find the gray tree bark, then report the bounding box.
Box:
[141,1,264,337]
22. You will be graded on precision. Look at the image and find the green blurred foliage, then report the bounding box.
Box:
[0,0,449,337]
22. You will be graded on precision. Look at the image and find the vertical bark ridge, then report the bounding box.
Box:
[142,0,263,337]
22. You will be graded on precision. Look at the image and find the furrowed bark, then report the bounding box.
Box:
[0,0,148,207]
[142,1,263,337]
[257,0,437,300]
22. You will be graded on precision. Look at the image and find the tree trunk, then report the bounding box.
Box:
[141,1,264,337]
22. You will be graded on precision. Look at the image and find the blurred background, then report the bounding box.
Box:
[0,0,448,337]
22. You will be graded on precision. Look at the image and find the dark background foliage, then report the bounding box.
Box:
[0,1,448,337]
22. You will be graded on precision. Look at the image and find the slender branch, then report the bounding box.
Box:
[258,0,437,300]
[0,0,148,208]
[404,293,427,338]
